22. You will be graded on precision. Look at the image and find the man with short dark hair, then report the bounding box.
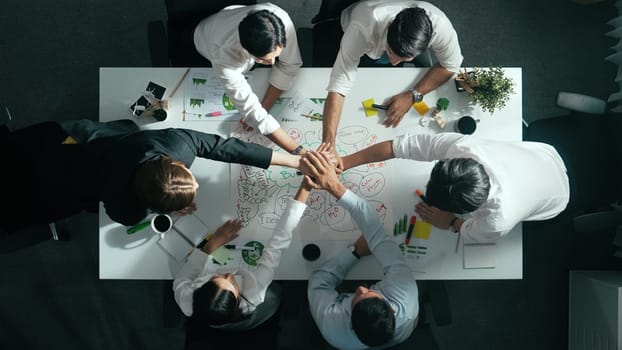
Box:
[322,0,463,166]
[342,133,570,242]
[193,4,305,154]
[303,150,418,349]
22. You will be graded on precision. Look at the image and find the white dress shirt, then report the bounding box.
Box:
[392,133,570,242]
[308,190,419,350]
[194,3,302,135]
[328,0,463,96]
[173,199,306,317]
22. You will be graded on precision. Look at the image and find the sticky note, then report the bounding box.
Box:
[210,246,232,265]
[412,101,430,116]
[413,221,432,240]
[362,98,377,117]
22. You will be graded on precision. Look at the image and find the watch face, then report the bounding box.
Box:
[412,90,423,103]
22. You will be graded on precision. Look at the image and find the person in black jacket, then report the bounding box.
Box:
[0,119,305,233]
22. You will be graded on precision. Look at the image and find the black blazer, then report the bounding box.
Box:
[1,120,272,231]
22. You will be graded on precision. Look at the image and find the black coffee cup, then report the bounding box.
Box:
[153,109,167,122]
[455,116,477,135]
[302,243,321,261]
[152,214,172,233]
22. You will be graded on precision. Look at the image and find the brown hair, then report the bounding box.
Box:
[132,156,196,213]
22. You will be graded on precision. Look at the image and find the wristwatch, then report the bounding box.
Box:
[410,88,424,103]
[449,217,460,233]
[292,145,304,155]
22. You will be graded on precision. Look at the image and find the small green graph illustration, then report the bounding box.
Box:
[189,98,204,108]
[192,78,207,86]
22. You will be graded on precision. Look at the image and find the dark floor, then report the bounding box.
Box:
[0,1,620,349]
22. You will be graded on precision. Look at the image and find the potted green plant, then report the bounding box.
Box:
[455,67,515,114]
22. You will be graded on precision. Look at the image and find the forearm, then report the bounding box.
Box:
[270,150,301,169]
[413,64,455,95]
[266,128,304,154]
[338,191,386,251]
[294,184,311,203]
[261,84,283,112]
[342,140,395,170]
[322,92,345,143]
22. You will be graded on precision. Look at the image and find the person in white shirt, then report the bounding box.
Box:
[322,0,463,166]
[172,177,312,330]
[194,3,305,155]
[341,133,570,243]
[302,150,418,349]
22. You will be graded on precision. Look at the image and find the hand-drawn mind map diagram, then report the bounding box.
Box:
[231,117,394,241]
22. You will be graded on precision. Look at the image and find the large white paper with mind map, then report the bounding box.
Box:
[230,95,395,244]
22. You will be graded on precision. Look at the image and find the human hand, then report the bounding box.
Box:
[415,202,455,229]
[383,92,413,128]
[318,141,344,170]
[315,142,343,172]
[353,235,371,257]
[176,202,197,216]
[204,219,243,253]
[302,151,345,197]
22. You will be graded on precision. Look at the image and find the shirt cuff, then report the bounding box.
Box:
[336,189,357,211]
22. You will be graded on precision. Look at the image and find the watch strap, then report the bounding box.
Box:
[292,145,304,155]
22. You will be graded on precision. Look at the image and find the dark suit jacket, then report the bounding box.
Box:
[1,120,272,231]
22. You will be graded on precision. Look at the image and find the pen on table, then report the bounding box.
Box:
[224,245,255,251]
[207,111,222,117]
[415,189,427,203]
[300,113,323,121]
[454,230,461,254]
[404,215,416,246]
[372,103,389,110]
[169,67,190,98]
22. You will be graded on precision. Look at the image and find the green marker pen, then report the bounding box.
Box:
[126,220,151,235]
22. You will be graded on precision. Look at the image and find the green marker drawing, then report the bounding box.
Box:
[279,170,295,180]
[222,94,235,111]
[242,241,264,266]
[192,78,207,86]
[393,223,398,236]
[189,98,204,108]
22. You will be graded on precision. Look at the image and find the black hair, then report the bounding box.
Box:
[387,7,432,58]
[192,280,239,326]
[426,158,490,214]
[238,10,286,58]
[351,298,395,347]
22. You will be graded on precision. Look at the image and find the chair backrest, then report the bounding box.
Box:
[165,0,256,26]
[312,0,359,24]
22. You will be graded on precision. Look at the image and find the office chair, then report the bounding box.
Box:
[524,91,622,255]
[311,0,358,67]
[147,0,257,67]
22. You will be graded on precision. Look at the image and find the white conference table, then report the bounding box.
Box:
[99,67,523,280]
